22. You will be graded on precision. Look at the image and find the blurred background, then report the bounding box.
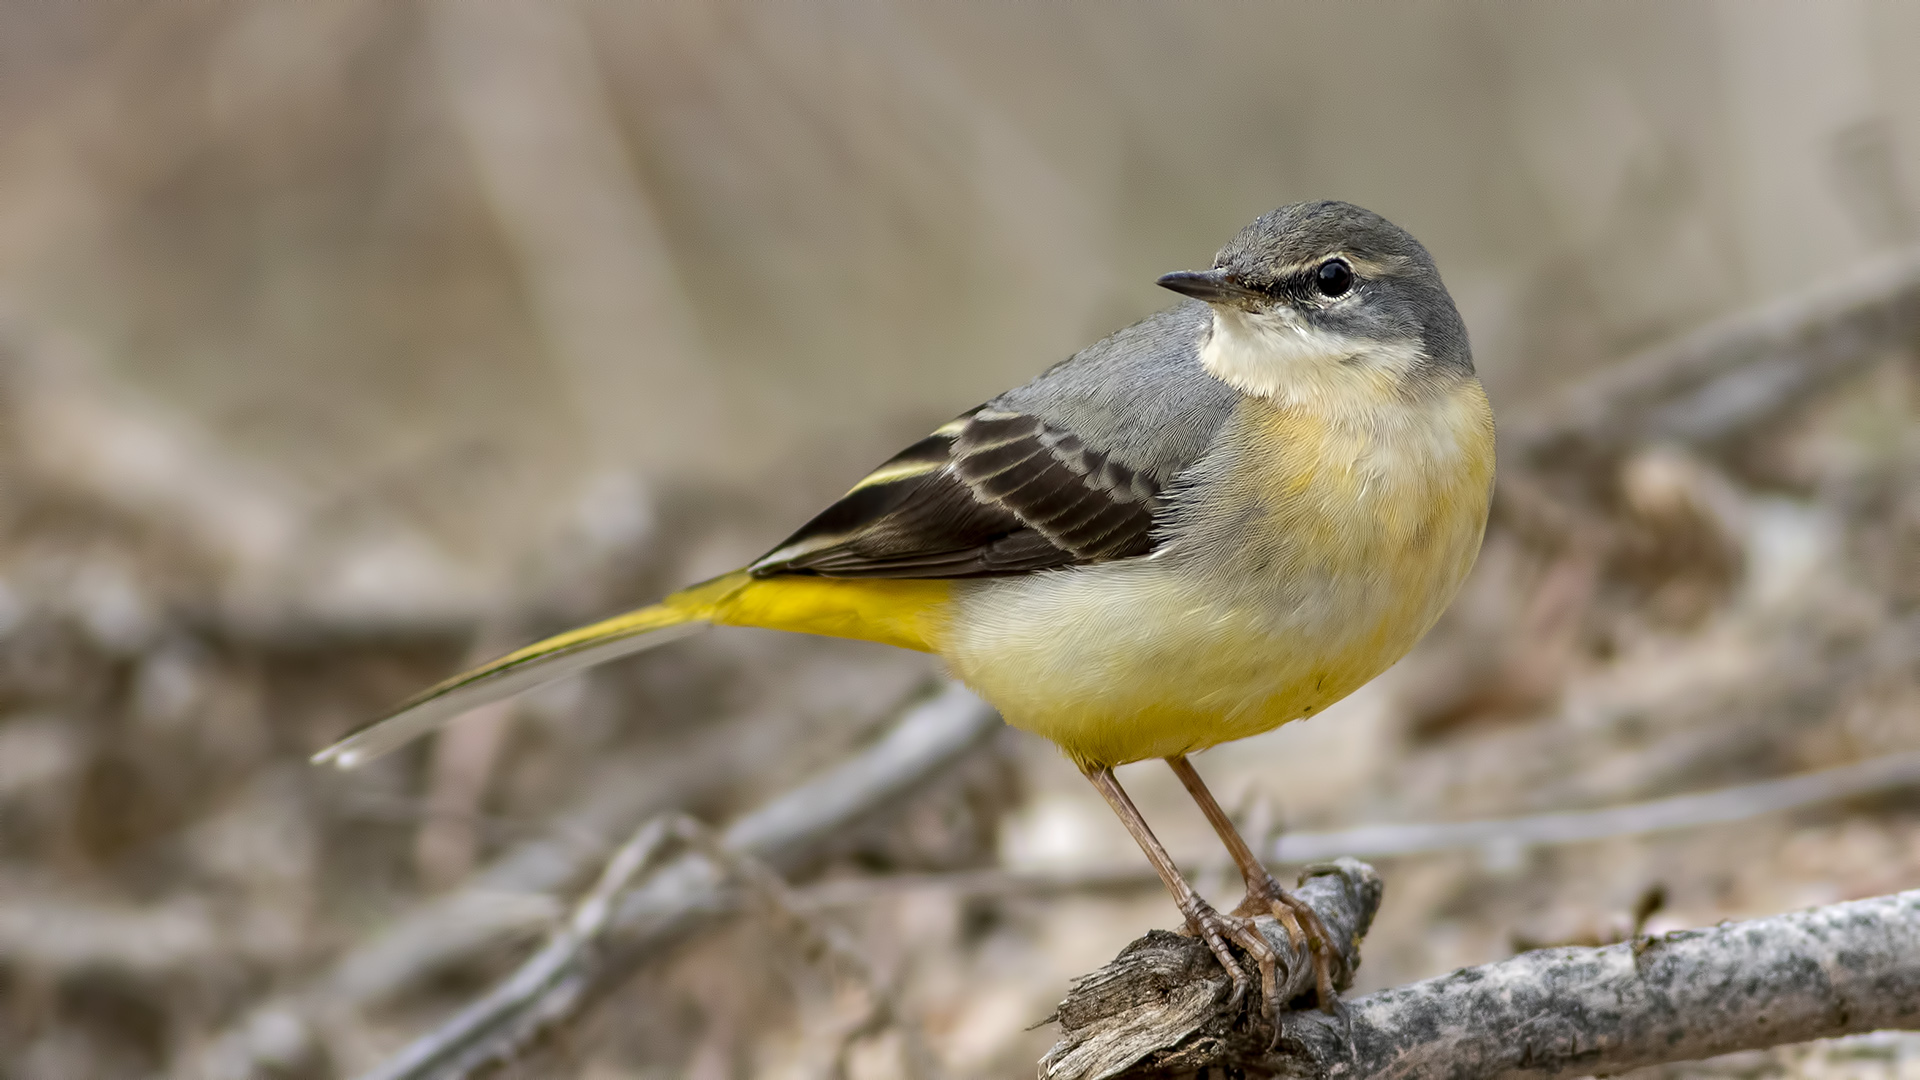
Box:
[1,3,1918,1077]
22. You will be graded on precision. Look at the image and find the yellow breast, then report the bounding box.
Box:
[943,376,1494,767]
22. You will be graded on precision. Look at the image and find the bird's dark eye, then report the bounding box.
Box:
[1315,258,1353,298]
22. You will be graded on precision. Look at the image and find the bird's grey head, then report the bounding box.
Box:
[1158,201,1472,398]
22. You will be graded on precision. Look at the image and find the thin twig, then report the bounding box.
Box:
[199,678,950,1078]
[348,682,998,1080]
[669,817,941,1080]
[354,816,689,1080]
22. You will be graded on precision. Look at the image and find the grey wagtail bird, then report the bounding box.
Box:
[315,200,1495,1016]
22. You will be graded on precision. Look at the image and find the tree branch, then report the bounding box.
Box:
[1043,880,1920,1080]
[1041,859,1384,1080]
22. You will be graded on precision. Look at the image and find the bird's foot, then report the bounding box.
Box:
[1233,871,1343,1015]
[1177,893,1281,1022]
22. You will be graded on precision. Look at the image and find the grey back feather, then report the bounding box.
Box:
[992,301,1237,483]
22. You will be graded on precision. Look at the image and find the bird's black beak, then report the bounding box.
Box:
[1155,268,1264,307]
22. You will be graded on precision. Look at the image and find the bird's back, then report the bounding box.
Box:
[991,300,1236,487]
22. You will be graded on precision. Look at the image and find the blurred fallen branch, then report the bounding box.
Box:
[372,811,934,1080]
[1509,249,1920,468]
[1045,887,1920,1080]
[363,813,692,1080]
[197,682,995,1080]
[0,886,224,976]
[350,681,997,1080]
[1266,744,1920,864]
[794,747,1920,907]
[200,673,918,1077]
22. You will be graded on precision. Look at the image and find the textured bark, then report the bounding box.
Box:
[1042,859,1384,1080]
[1043,882,1920,1080]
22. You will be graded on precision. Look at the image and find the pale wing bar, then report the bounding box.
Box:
[750,408,1161,579]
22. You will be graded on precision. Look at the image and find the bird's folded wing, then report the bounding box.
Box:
[751,407,1164,578]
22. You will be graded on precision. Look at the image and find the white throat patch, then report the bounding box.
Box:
[1198,307,1426,405]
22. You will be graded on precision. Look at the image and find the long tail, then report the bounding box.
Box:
[311,572,752,769]
[312,570,953,769]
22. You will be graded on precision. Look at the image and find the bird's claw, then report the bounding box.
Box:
[1180,895,1283,1028]
[1238,872,1344,1016]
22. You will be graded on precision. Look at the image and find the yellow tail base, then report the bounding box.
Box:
[314,570,953,767]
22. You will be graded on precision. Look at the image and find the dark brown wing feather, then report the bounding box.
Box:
[751,408,1160,579]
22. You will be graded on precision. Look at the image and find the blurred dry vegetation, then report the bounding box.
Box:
[0,3,1918,1078]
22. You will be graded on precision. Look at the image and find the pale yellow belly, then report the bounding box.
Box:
[939,381,1495,768]
[942,539,1468,766]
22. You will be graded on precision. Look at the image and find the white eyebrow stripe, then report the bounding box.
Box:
[1255,251,1412,282]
